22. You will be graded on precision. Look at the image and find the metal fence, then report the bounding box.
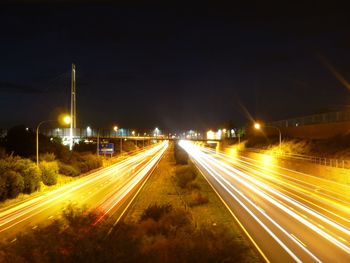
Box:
[248,148,350,169]
[269,110,350,128]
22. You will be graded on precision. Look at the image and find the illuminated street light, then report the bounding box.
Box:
[113,126,118,138]
[132,130,135,136]
[37,114,71,166]
[63,115,71,125]
[254,122,282,150]
[113,126,123,154]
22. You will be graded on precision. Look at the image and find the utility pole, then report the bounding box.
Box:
[70,63,76,150]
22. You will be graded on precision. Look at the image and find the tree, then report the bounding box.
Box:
[6,170,24,198]
[11,158,42,194]
[40,161,59,186]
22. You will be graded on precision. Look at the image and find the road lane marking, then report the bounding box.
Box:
[194,165,270,263]
[291,234,307,247]
[180,141,323,263]
[317,224,325,229]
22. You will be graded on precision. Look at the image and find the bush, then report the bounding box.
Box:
[175,165,196,188]
[11,157,41,194]
[75,154,102,174]
[39,161,59,186]
[0,170,24,200]
[58,163,80,177]
[0,205,249,263]
[140,203,173,222]
[0,173,8,201]
[187,181,201,190]
[189,190,209,207]
[5,170,24,199]
[39,153,56,162]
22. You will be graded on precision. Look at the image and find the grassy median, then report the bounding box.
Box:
[124,141,259,262]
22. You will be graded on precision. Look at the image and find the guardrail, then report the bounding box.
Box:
[247,148,350,169]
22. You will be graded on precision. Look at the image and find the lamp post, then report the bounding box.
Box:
[36,115,70,166]
[154,127,159,141]
[113,126,122,154]
[96,128,100,156]
[254,122,282,150]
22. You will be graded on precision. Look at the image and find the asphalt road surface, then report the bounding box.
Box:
[0,141,168,241]
[180,140,350,263]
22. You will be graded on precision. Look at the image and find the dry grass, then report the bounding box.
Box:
[124,146,185,223]
[124,143,258,262]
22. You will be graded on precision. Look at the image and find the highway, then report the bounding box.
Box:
[179,140,350,263]
[0,141,168,241]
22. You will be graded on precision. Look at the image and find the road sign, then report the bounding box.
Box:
[99,143,114,155]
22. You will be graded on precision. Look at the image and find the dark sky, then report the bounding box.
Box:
[1,1,350,131]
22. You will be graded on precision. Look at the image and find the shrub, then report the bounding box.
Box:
[39,153,56,162]
[0,158,11,175]
[0,205,250,263]
[5,170,24,199]
[158,209,192,235]
[0,170,24,200]
[187,181,201,190]
[140,203,173,222]
[58,163,80,177]
[10,157,41,194]
[0,173,8,201]
[75,154,102,174]
[39,161,59,186]
[189,190,209,207]
[175,165,196,188]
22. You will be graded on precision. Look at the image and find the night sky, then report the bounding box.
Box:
[1,2,350,131]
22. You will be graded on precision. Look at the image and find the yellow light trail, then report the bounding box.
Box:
[0,141,168,237]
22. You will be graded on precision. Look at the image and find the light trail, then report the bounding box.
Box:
[0,141,168,238]
[179,140,350,262]
[94,144,167,223]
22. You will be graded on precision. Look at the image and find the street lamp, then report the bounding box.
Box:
[36,115,71,166]
[254,122,282,150]
[96,128,100,156]
[154,127,159,139]
[113,126,123,154]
